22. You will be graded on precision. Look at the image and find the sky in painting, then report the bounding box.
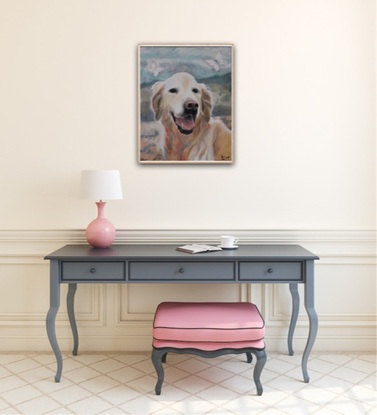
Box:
[139,45,232,86]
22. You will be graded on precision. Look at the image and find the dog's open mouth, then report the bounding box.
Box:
[172,113,196,135]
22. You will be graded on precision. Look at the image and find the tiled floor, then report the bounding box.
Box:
[0,352,375,415]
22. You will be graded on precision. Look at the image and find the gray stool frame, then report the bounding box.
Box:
[152,346,267,396]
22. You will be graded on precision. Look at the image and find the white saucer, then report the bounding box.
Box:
[219,245,239,250]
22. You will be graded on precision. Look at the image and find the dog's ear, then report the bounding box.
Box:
[151,82,164,120]
[200,84,212,122]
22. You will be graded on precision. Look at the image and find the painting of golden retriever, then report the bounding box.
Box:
[139,45,233,163]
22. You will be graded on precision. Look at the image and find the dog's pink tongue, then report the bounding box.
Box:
[175,115,195,131]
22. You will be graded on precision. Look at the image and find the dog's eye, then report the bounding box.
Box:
[192,88,199,93]
[168,88,178,93]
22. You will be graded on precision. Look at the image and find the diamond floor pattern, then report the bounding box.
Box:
[0,352,375,414]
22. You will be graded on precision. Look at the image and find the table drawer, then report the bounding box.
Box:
[239,262,303,281]
[61,262,125,281]
[129,261,235,281]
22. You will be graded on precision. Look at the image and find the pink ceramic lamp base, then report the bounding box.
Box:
[86,201,116,248]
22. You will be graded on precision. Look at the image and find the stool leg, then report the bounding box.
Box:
[253,349,267,396]
[152,348,165,395]
[246,352,253,363]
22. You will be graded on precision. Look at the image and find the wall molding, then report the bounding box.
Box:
[0,228,375,241]
[0,228,375,258]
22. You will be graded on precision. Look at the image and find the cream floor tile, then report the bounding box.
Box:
[4,357,41,374]
[219,373,263,395]
[340,384,377,407]
[362,374,377,390]
[220,395,269,414]
[148,384,190,401]
[265,374,308,393]
[0,367,12,379]
[265,358,297,375]
[253,386,291,406]
[46,357,82,373]
[195,383,241,402]
[172,375,214,394]
[324,395,374,415]
[273,395,322,415]
[311,373,354,392]
[106,366,146,383]
[127,374,160,394]
[97,384,140,406]
[154,408,185,415]
[0,352,375,415]
[1,384,43,406]
[294,385,339,405]
[312,408,345,415]
[63,366,101,383]
[88,358,127,374]
[66,395,113,414]
[0,375,28,394]
[330,365,371,384]
[175,359,213,374]
[15,395,61,415]
[80,375,122,394]
[132,359,156,375]
[163,365,192,383]
[316,354,355,365]
[167,395,218,414]
[17,366,56,383]
[0,355,28,365]
[32,377,75,394]
[48,384,93,405]
[0,399,10,412]
[118,395,166,414]
[345,358,377,374]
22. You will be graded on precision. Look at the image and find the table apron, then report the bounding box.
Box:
[58,260,306,283]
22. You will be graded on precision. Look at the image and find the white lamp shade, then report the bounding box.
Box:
[80,170,123,200]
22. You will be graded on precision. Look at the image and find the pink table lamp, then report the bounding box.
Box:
[80,170,123,248]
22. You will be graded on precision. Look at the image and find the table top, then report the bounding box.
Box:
[45,244,319,261]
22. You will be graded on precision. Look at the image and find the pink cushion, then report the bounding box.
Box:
[153,302,265,350]
[152,339,265,350]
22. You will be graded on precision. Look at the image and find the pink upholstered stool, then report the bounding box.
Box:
[152,302,267,395]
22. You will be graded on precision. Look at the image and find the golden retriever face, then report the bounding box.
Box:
[151,72,212,136]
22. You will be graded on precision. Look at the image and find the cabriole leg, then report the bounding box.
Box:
[302,261,318,382]
[288,283,300,356]
[253,349,267,396]
[46,260,62,383]
[67,283,78,356]
[152,348,166,395]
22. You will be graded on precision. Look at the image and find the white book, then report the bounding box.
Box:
[176,244,222,254]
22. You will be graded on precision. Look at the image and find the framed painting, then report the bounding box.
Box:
[138,44,233,164]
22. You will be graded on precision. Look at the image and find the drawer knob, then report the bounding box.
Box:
[90,268,96,274]
[267,268,273,274]
[179,268,185,274]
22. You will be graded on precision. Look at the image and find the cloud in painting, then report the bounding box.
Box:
[140,46,232,86]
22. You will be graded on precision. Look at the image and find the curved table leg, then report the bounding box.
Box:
[67,283,78,356]
[302,261,318,383]
[288,283,300,356]
[45,260,62,383]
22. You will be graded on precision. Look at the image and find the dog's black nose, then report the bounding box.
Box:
[184,100,198,111]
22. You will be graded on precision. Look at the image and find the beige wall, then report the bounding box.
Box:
[0,0,375,352]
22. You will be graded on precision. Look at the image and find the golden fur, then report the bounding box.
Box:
[151,72,231,161]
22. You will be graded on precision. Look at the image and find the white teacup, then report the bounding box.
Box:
[220,235,238,247]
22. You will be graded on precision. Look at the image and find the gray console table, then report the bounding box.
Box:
[45,244,319,383]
